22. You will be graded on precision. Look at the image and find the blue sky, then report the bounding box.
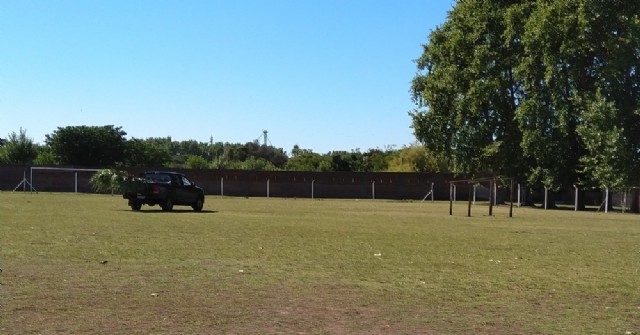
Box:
[1,1,453,154]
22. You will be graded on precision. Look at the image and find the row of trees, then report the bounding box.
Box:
[0,126,447,173]
[411,0,640,191]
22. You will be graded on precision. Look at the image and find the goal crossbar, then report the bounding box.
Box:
[30,167,102,193]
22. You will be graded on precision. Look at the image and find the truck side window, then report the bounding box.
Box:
[182,176,192,186]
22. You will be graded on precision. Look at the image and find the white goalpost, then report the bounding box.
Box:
[13,171,35,192]
[25,167,102,193]
[421,182,435,202]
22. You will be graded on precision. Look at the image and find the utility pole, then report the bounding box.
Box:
[209,135,214,162]
[263,130,268,146]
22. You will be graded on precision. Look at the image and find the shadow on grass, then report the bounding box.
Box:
[118,209,218,214]
[531,203,618,212]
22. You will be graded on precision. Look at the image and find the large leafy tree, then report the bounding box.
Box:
[361,148,392,172]
[411,0,526,178]
[46,125,127,166]
[219,142,288,169]
[517,0,640,190]
[185,155,209,169]
[125,138,172,167]
[328,150,367,172]
[386,145,449,173]
[286,146,332,172]
[572,0,639,189]
[33,146,57,166]
[576,91,637,189]
[412,0,640,191]
[243,142,288,168]
[0,128,38,164]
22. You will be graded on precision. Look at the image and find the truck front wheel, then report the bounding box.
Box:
[192,197,204,212]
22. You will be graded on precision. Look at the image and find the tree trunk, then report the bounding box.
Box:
[545,191,557,209]
[576,190,586,211]
[523,188,536,207]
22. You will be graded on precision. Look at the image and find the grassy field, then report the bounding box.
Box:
[0,193,639,334]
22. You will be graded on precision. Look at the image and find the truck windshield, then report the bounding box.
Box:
[143,173,171,184]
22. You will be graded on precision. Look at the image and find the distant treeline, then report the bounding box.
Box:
[0,126,448,173]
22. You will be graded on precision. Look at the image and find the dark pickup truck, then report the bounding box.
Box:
[123,171,205,211]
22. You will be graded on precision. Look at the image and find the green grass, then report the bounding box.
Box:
[1,193,639,334]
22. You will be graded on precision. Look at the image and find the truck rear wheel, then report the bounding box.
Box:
[161,199,174,211]
[130,202,142,211]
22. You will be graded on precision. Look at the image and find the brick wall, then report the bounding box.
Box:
[0,165,464,200]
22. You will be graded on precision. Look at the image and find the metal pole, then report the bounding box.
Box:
[544,187,548,210]
[509,179,514,218]
[449,183,453,216]
[489,179,494,216]
[605,188,609,213]
[517,184,521,208]
[574,185,578,211]
[473,184,477,205]
[75,172,78,193]
[431,182,434,202]
[30,167,33,193]
[493,179,497,206]
[220,177,224,197]
[372,181,375,200]
[453,184,457,204]
[467,183,472,217]
[267,178,270,198]
[311,179,315,199]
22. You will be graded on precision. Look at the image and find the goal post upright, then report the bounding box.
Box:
[488,178,494,216]
[467,181,472,217]
[509,179,514,218]
[449,182,453,216]
[13,170,36,192]
[447,176,514,218]
[431,182,434,202]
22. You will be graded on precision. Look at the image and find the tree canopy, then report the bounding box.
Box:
[0,128,37,165]
[46,125,128,167]
[3,125,442,173]
[411,0,640,189]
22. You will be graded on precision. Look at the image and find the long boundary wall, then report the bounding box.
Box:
[0,165,461,200]
[3,165,638,212]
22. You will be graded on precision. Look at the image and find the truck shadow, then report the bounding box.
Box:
[119,209,218,214]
